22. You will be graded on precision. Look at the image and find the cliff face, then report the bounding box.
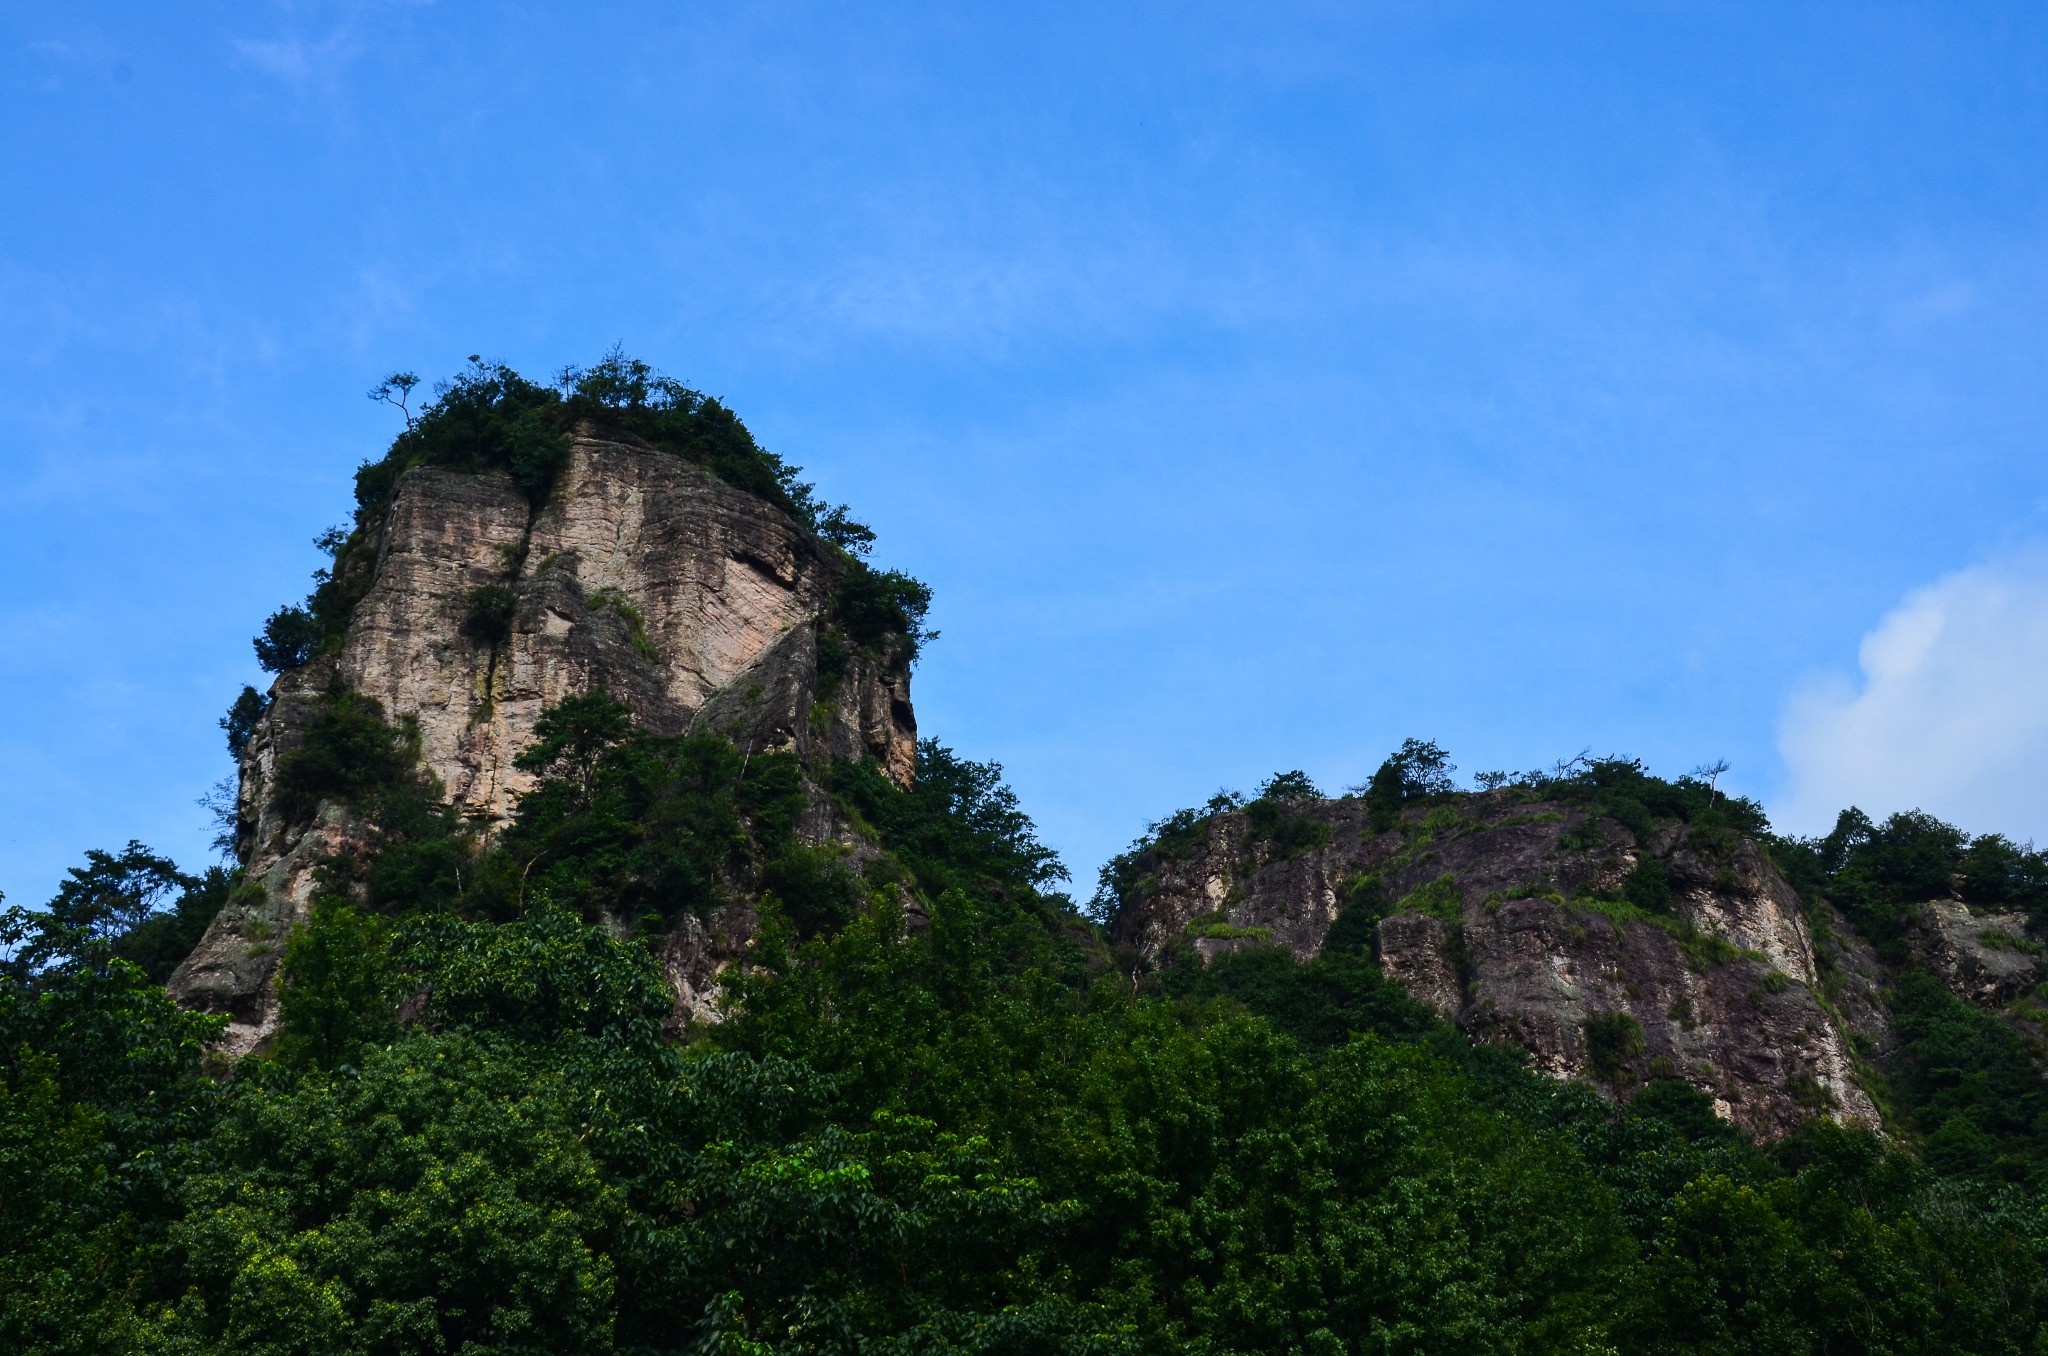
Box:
[169,431,914,1054]
[1112,793,1881,1138]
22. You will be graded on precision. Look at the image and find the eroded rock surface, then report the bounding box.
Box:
[1113,793,1878,1138]
[170,433,915,1055]
[1911,899,2044,1006]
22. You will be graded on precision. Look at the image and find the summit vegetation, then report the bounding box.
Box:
[250,352,932,681]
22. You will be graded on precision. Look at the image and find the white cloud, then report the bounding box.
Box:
[1775,547,2048,842]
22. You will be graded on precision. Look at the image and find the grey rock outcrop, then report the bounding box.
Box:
[170,431,915,1055]
[1112,794,1878,1138]
[1910,899,2044,1006]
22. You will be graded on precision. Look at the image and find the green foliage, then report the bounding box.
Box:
[1959,832,2048,915]
[761,845,865,939]
[726,891,1639,1351]
[461,583,518,646]
[16,698,2048,1351]
[1976,928,2041,954]
[362,358,566,506]
[169,1031,628,1355]
[250,525,384,673]
[813,503,877,557]
[1623,854,1673,912]
[513,688,635,793]
[18,841,236,990]
[832,561,936,659]
[1556,816,1609,852]
[1394,871,1464,923]
[274,903,396,1070]
[0,1050,159,1355]
[270,687,424,826]
[828,740,1068,900]
[42,841,191,942]
[1091,778,1334,931]
[1160,944,1441,1051]
[1243,772,1335,858]
[1791,806,2048,962]
[0,891,225,1352]
[1555,756,1769,840]
[555,347,811,514]
[1361,737,1457,831]
[400,899,674,1046]
[352,350,819,525]
[1255,768,1321,800]
[1765,803,2048,1181]
[1567,893,1753,971]
[220,684,269,758]
[1631,1160,2044,1354]
[496,715,805,927]
[814,622,851,692]
[252,604,321,673]
[1585,1011,1646,1081]
[113,867,235,984]
[1887,972,2048,1184]
[1089,795,1240,924]
[1320,874,1388,953]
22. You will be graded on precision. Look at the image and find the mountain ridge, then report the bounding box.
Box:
[11,357,2048,1351]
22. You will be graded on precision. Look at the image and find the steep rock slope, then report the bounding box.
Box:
[170,430,913,1054]
[1111,791,1879,1138]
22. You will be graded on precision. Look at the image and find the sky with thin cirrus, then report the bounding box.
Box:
[5,2,2048,908]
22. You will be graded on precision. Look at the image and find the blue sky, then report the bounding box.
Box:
[6,2,2048,906]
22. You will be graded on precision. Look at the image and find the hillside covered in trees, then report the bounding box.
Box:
[6,358,2048,1355]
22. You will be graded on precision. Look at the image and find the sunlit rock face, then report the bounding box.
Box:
[1111,793,1883,1139]
[169,433,915,1056]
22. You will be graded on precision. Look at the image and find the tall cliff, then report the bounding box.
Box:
[1107,776,2047,1140]
[169,422,915,1055]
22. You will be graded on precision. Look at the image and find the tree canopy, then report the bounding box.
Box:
[8,712,2048,1353]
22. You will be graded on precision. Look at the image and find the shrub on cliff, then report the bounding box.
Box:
[270,687,426,826]
[218,684,269,757]
[831,561,936,659]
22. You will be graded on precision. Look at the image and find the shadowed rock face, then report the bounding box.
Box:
[169,433,915,1055]
[1111,793,1880,1139]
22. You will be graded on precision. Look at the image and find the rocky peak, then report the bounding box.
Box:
[169,428,915,1055]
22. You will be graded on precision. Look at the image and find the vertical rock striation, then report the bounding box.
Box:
[170,431,915,1054]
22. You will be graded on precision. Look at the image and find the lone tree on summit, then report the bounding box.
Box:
[368,370,421,428]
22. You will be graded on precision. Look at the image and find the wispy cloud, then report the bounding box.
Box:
[231,28,362,96]
[1775,547,2048,841]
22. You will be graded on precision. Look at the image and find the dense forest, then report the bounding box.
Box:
[6,358,2048,1353]
[9,717,2048,1353]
